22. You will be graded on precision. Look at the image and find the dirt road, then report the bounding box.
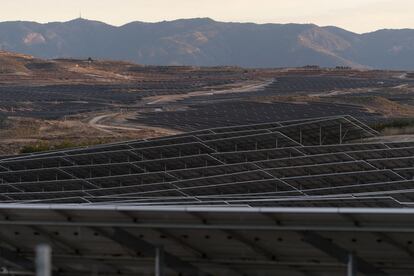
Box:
[88,113,143,134]
[86,80,272,135]
[146,79,273,105]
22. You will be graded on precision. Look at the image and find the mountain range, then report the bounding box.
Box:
[0,18,413,69]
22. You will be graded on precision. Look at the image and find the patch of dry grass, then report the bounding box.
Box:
[0,117,170,155]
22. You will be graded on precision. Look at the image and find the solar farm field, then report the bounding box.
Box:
[2,46,414,276]
[1,116,414,276]
[132,75,414,131]
[0,80,238,119]
[260,76,402,95]
[133,101,383,131]
[1,55,414,155]
[0,116,392,205]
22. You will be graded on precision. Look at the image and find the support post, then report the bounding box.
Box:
[36,244,51,276]
[347,253,356,276]
[96,228,201,276]
[155,246,165,276]
[301,231,387,276]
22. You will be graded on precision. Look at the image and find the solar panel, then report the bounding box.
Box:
[0,115,410,208]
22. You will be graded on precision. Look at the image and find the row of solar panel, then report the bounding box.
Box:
[0,116,412,208]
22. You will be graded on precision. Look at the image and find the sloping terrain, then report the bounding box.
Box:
[1,18,414,69]
[0,50,413,155]
[0,50,146,85]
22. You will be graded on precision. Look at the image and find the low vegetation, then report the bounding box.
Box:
[371,118,414,131]
[371,118,414,135]
[0,117,167,155]
[0,114,8,128]
[20,138,113,154]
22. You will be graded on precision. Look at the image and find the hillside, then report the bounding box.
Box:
[0,50,161,85]
[0,18,413,69]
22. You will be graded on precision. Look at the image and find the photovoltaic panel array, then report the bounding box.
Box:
[0,115,413,208]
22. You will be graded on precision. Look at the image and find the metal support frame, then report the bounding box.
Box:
[190,212,278,257]
[1,207,414,275]
[0,211,82,275]
[97,227,203,276]
[347,253,356,276]
[0,116,375,164]
[119,212,205,259]
[301,231,388,276]
[36,244,51,276]
[30,225,80,255]
[0,246,34,272]
[189,213,317,276]
[118,211,242,276]
[341,214,414,260]
[4,213,414,233]
[53,210,132,275]
[0,120,383,205]
[155,246,165,276]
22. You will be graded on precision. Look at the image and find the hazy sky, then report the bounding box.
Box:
[1,0,413,33]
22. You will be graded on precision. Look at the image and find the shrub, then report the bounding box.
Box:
[20,138,113,154]
[20,142,52,154]
[0,114,8,128]
[371,118,414,132]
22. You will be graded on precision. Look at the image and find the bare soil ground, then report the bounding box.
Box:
[0,116,170,155]
[86,112,181,136]
[364,134,414,143]
[144,80,272,105]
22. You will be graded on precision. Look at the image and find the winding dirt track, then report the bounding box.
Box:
[88,113,143,134]
[88,80,272,134]
[146,79,273,105]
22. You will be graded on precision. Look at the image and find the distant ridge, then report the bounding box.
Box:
[0,18,413,69]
